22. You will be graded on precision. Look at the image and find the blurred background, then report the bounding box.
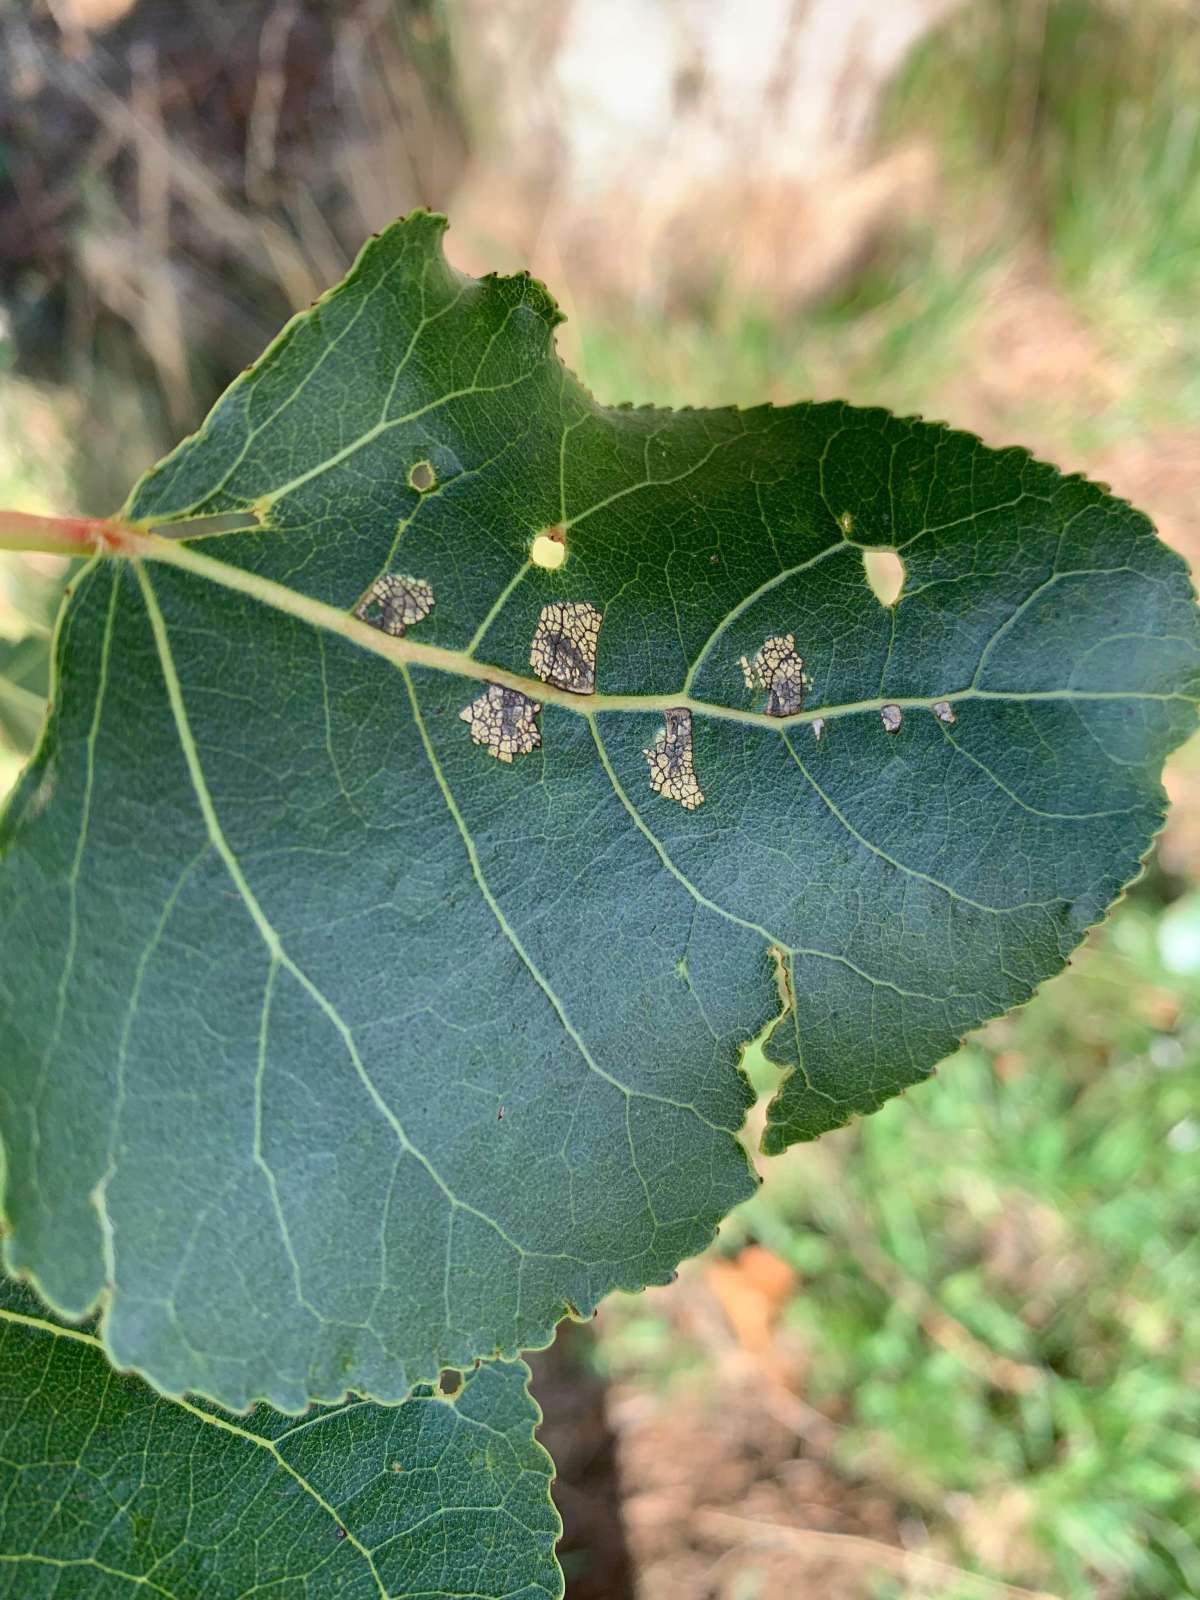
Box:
[2,1,1199,1595]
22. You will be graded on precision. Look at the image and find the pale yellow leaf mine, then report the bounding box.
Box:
[354,573,434,637]
[529,600,603,694]
[460,684,542,763]
[643,707,705,810]
[739,633,812,718]
[343,565,958,804]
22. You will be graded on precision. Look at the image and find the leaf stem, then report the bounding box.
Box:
[0,509,136,557]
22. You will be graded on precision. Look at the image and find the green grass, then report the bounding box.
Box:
[573,0,1200,450]
[573,226,990,420]
[886,0,1200,430]
[888,0,1200,300]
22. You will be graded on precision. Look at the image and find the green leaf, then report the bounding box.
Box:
[0,559,61,756]
[0,1276,562,1600]
[1,211,1197,1414]
[0,632,50,753]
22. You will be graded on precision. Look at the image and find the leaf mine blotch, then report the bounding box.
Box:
[354,573,434,637]
[739,634,811,717]
[933,700,956,724]
[530,600,603,693]
[880,703,903,733]
[644,707,705,810]
[459,683,542,762]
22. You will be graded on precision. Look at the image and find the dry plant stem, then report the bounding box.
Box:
[37,45,322,308]
[698,1510,1059,1600]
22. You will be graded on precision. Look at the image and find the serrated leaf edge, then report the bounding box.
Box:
[0,1298,565,1600]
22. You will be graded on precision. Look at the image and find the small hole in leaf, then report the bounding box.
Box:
[531,528,567,570]
[862,548,905,607]
[438,1368,462,1398]
[408,460,436,492]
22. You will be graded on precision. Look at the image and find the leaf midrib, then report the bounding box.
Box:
[131,533,1187,726]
